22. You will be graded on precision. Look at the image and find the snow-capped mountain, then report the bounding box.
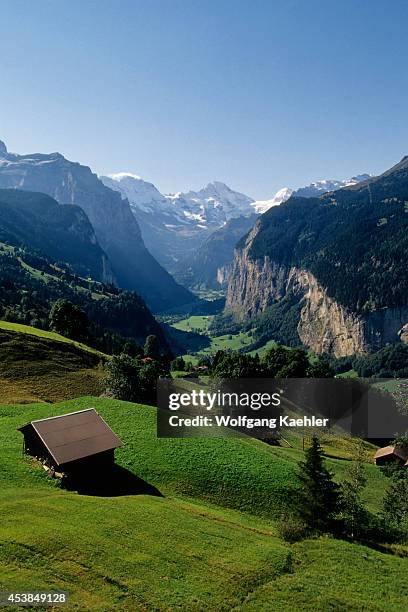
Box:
[171,173,372,291]
[293,174,371,198]
[167,181,255,227]
[100,169,370,282]
[101,175,255,228]
[100,175,258,269]
[250,176,371,214]
[251,187,293,214]
[101,173,178,217]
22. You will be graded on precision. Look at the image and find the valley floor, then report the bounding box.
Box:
[170,315,257,365]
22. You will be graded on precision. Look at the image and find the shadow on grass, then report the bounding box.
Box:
[357,537,408,558]
[62,464,163,498]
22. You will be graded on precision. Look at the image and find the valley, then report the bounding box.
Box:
[168,314,256,364]
[0,142,407,612]
[2,5,408,611]
[101,169,371,292]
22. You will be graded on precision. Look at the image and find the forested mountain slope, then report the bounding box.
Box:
[226,157,408,356]
[0,188,113,283]
[0,241,168,353]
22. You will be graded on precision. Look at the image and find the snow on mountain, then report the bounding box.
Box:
[100,173,176,216]
[99,168,371,278]
[101,175,256,228]
[101,171,372,227]
[293,174,371,198]
[251,175,372,214]
[166,181,255,227]
[344,174,372,186]
[251,187,293,214]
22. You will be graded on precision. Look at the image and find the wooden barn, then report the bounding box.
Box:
[374,445,408,467]
[18,408,123,475]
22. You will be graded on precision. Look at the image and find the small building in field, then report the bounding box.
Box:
[18,408,123,475]
[374,445,408,466]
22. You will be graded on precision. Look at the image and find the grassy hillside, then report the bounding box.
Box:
[0,398,295,610]
[0,321,106,357]
[0,325,106,404]
[3,397,299,517]
[243,537,408,611]
[1,398,407,610]
[248,339,278,357]
[0,397,390,518]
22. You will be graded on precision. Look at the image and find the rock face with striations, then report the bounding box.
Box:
[0,141,194,312]
[226,157,408,356]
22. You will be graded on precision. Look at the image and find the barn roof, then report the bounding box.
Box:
[374,445,408,462]
[18,408,122,466]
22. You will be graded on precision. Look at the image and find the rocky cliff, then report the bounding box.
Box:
[226,218,408,357]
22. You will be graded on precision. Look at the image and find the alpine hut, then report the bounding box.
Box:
[18,408,123,475]
[374,445,408,467]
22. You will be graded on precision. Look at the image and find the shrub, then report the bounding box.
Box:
[104,353,168,405]
[277,514,308,543]
[49,299,89,341]
[171,356,186,371]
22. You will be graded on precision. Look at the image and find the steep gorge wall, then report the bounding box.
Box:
[226,234,408,356]
[226,227,291,318]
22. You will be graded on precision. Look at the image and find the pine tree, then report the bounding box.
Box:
[296,436,340,532]
[339,445,367,539]
[383,469,408,535]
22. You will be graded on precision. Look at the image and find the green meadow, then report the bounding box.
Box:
[1,397,408,611]
[170,315,255,361]
[171,315,214,333]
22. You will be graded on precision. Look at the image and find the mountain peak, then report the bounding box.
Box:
[207,180,230,190]
[107,171,143,182]
[349,173,371,182]
[293,174,370,198]
[0,140,8,156]
[252,187,293,214]
[396,155,408,168]
[100,172,171,215]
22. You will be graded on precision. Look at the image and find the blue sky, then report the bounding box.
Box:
[1,0,407,198]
